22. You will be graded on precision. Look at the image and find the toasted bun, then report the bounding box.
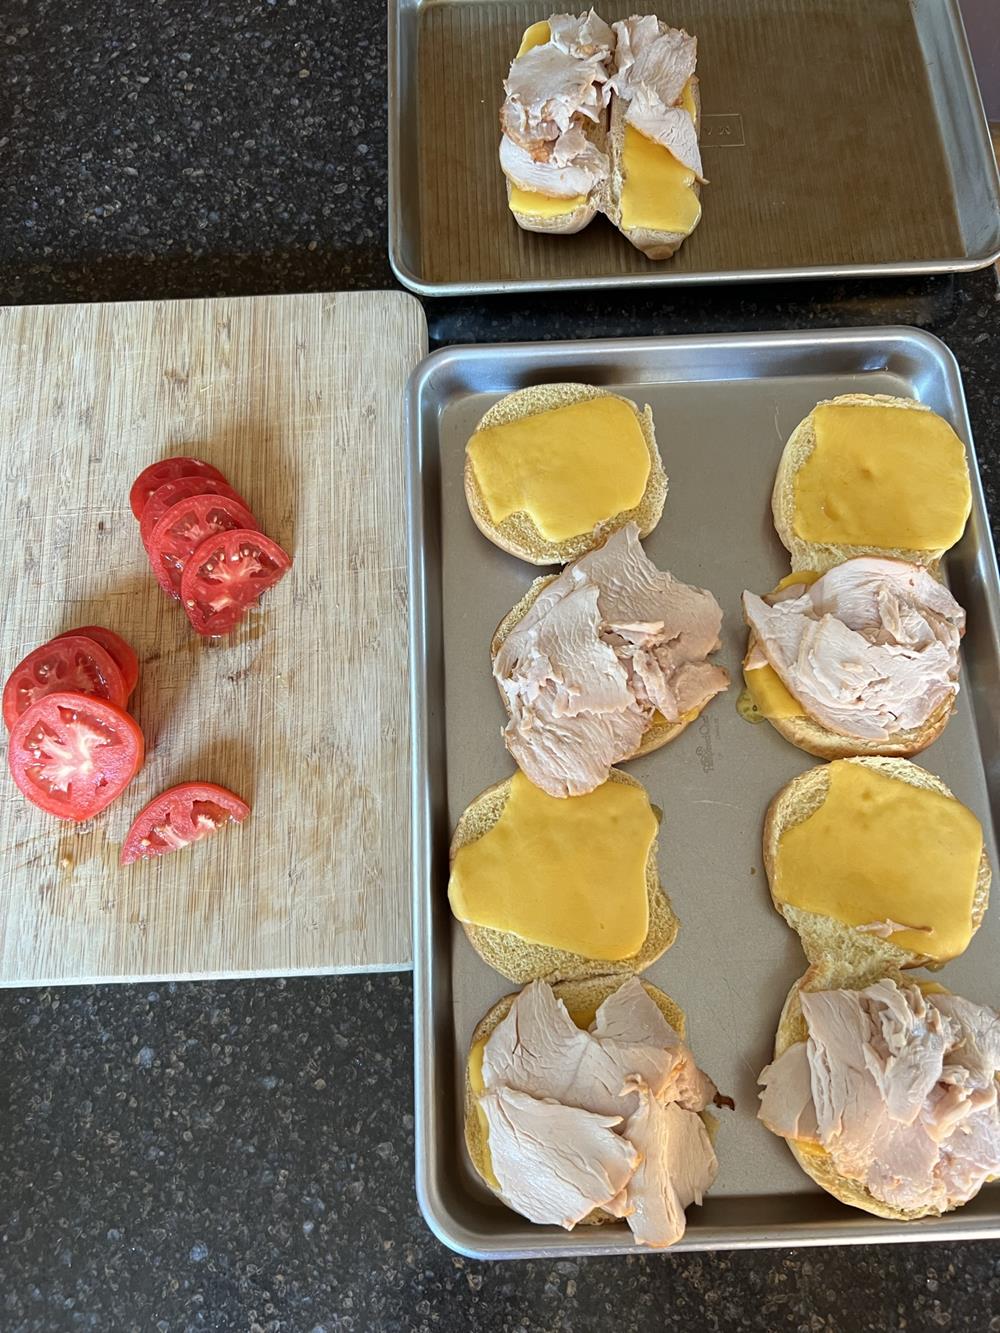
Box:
[464,383,667,566]
[492,575,702,762]
[450,769,678,983]
[605,72,702,260]
[771,963,955,1221]
[771,394,964,573]
[465,977,686,1223]
[505,118,607,236]
[763,757,991,972]
[743,628,955,760]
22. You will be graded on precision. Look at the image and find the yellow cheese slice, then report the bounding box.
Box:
[466,395,651,541]
[620,79,701,237]
[743,570,822,718]
[773,761,984,961]
[449,771,656,959]
[792,404,972,550]
[620,125,701,236]
[508,186,587,218]
[517,19,550,56]
[744,663,802,719]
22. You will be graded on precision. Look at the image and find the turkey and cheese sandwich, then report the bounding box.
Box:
[763,757,991,973]
[743,393,973,757]
[603,16,705,259]
[493,523,729,796]
[499,11,614,235]
[499,12,705,259]
[759,965,1000,1221]
[467,975,724,1245]
[742,559,965,759]
[448,768,676,983]
[464,383,666,564]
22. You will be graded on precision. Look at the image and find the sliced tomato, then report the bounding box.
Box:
[52,626,140,697]
[129,457,229,520]
[121,782,250,864]
[146,493,258,599]
[180,530,293,636]
[139,476,249,548]
[8,691,144,821]
[3,636,128,731]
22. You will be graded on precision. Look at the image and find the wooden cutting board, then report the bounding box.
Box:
[0,291,426,984]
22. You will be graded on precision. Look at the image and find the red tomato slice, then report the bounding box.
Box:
[121,782,250,864]
[180,529,293,636]
[8,691,144,821]
[129,457,229,520]
[3,635,128,731]
[146,494,258,599]
[139,476,249,548]
[52,626,140,697]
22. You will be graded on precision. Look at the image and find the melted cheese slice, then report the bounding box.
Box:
[773,761,984,961]
[620,80,701,237]
[508,186,587,218]
[743,663,801,719]
[517,19,550,56]
[792,404,972,550]
[449,771,656,959]
[466,396,651,540]
[743,570,821,718]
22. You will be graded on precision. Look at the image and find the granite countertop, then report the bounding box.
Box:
[3,2,1000,1330]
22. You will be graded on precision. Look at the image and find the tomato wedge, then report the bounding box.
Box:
[9,691,144,821]
[52,626,140,698]
[146,493,258,599]
[121,782,250,864]
[129,457,229,520]
[3,635,128,731]
[180,529,293,636]
[139,475,249,548]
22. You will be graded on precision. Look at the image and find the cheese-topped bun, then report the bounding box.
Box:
[448,769,677,983]
[604,18,704,260]
[501,18,612,237]
[763,757,990,973]
[759,964,1000,1221]
[491,523,728,796]
[772,394,972,574]
[466,975,721,1246]
[742,560,965,760]
[464,383,667,566]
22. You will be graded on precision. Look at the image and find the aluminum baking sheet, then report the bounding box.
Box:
[388,0,1000,296]
[407,328,1000,1257]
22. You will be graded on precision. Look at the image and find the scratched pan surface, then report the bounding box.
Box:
[388,0,1000,294]
[407,328,1000,1256]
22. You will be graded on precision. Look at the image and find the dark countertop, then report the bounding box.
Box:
[2,2,1000,1330]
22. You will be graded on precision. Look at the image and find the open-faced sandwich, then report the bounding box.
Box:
[492,523,729,795]
[448,768,676,983]
[467,975,725,1245]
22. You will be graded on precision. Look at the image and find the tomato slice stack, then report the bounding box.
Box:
[3,627,144,821]
[130,457,292,636]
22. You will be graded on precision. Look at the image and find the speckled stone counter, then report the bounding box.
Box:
[2,2,1000,1330]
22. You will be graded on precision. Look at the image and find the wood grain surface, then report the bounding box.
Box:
[0,291,426,984]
